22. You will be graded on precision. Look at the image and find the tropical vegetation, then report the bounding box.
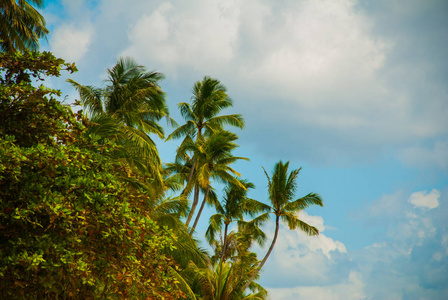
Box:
[0,0,48,52]
[0,2,324,299]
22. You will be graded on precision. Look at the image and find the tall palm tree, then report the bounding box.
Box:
[166,76,244,226]
[187,130,248,234]
[243,161,324,290]
[0,0,48,52]
[68,57,171,184]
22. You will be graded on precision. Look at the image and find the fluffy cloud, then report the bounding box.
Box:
[124,0,239,72]
[50,25,93,62]
[258,211,350,288]
[117,0,447,167]
[409,189,441,209]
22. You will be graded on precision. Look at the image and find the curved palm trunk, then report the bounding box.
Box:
[184,127,203,226]
[181,157,196,196]
[220,223,229,262]
[243,215,280,291]
[185,184,200,227]
[190,186,210,234]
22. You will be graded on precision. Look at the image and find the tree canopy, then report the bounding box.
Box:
[0,51,185,299]
[0,0,49,53]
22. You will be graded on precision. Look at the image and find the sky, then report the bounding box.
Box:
[40,0,448,299]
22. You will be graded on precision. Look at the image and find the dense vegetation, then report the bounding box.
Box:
[0,1,323,299]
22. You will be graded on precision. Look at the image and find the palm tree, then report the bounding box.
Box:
[187,130,249,234]
[186,258,267,300]
[0,0,49,52]
[166,77,244,226]
[203,181,271,300]
[243,161,324,290]
[206,180,269,263]
[68,57,171,184]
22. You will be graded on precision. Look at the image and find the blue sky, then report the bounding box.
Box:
[40,0,447,299]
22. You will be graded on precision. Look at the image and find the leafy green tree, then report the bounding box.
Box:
[243,161,324,290]
[0,51,184,299]
[0,0,48,52]
[166,77,244,226]
[68,57,171,185]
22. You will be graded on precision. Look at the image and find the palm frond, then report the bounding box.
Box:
[283,192,324,212]
[280,212,319,235]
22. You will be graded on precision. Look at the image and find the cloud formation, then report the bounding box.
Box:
[259,189,447,299]
[409,189,441,209]
[51,25,93,62]
[44,0,448,168]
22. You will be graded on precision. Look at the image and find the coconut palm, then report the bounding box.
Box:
[68,57,171,184]
[187,130,248,234]
[0,0,48,52]
[243,161,324,290]
[166,77,244,226]
[206,180,270,263]
[205,181,271,300]
[167,76,244,142]
[186,258,267,300]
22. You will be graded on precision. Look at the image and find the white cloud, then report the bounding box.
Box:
[295,212,346,258]
[240,0,387,99]
[409,189,441,209]
[257,212,348,288]
[51,25,93,62]
[267,271,365,300]
[123,0,239,73]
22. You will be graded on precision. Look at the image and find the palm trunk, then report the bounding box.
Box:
[220,223,229,262]
[181,157,196,196]
[185,184,200,227]
[184,127,202,226]
[243,215,280,291]
[190,185,210,234]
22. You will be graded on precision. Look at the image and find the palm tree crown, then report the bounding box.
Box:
[0,0,49,52]
[167,76,244,142]
[69,57,170,184]
[206,180,269,263]
[188,130,249,234]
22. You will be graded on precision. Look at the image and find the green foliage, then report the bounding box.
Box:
[0,0,49,53]
[0,49,325,300]
[0,51,184,299]
[167,76,245,228]
[0,51,77,147]
[68,57,170,186]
